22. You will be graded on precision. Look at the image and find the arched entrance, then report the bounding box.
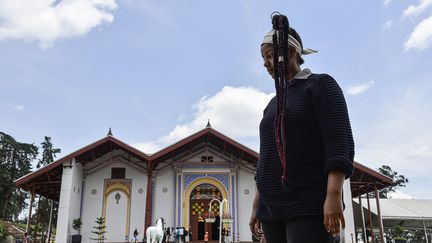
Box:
[102,180,131,242]
[189,183,222,241]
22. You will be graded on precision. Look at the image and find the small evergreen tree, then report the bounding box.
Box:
[91,217,107,243]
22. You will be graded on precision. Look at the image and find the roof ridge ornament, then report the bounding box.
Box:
[206,119,211,128]
[107,127,113,136]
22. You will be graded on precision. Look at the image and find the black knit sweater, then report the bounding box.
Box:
[255,73,354,222]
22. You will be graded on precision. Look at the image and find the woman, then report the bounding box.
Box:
[249,16,354,243]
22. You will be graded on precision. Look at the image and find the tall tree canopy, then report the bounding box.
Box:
[37,136,61,168]
[378,165,409,198]
[0,132,38,221]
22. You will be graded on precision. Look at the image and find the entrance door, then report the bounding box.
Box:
[105,191,128,242]
[189,184,222,241]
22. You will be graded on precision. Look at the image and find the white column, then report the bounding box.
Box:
[26,190,34,234]
[343,178,356,243]
[359,195,367,243]
[47,199,54,243]
[55,159,83,243]
[424,220,429,243]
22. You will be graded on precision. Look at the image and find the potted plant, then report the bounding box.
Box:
[71,218,82,243]
[221,212,233,224]
[205,211,216,224]
[393,225,407,243]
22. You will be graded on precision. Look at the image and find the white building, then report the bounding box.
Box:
[15,126,392,242]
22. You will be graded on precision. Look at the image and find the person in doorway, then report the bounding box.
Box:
[187,225,192,242]
[249,13,354,243]
[23,232,30,243]
[180,227,184,243]
[133,228,139,243]
[166,227,171,243]
[175,227,180,243]
[204,231,209,243]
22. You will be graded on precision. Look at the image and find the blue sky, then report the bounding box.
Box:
[1,0,432,199]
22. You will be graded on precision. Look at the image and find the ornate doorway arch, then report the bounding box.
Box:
[183,177,228,229]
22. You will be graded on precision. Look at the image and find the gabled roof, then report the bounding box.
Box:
[15,135,150,196]
[150,127,259,165]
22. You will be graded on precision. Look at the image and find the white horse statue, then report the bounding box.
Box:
[146,218,165,243]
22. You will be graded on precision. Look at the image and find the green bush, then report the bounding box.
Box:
[0,222,8,241]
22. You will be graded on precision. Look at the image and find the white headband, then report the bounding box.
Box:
[262,30,317,55]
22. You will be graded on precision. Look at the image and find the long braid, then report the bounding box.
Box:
[271,13,291,185]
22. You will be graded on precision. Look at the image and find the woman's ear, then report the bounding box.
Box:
[289,47,297,59]
[288,47,298,64]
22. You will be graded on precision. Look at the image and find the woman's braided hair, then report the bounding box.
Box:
[271,13,303,185]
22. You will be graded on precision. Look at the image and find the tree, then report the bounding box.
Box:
[91,217,107,243]
[36,136,61,168]
[378,165,409,198]
[0,132,38,221]
[33,136,61,242]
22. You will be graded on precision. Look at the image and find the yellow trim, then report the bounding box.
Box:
[106,184,130,197]
[102,181,132,238]
[183,178,228,227]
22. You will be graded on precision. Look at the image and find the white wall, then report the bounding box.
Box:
[55,159,83,243]
[237,169,255,242]
[81,162,147,242]
[343,178,356,243]
[81,163,110,242]
[153,168,175,229]
[127,164,147,240]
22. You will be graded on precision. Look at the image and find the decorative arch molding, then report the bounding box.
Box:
[102,179,132,240]
[184,173,228,191]
[183,177,228,227]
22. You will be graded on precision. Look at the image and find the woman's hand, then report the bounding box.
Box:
[323,191,345,237]
[249,210,263,240]
[324,171,346,237]
[249,190,263,240]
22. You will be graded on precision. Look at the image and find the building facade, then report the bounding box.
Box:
[16,127,391,242]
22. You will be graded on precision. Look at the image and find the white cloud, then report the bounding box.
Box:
[132,142,162,155]
[132,86,273,154]
[15,105,24,111]
[404,15,432,51]
[408,145,432,156]
[346,80,375,96]
[354,86,432,178]
[2,103,25,111]
[388,190,414,199]
[383,0,392,6]
[383,20,393,30]
[0,0,117,48]
[403,0,432,17]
